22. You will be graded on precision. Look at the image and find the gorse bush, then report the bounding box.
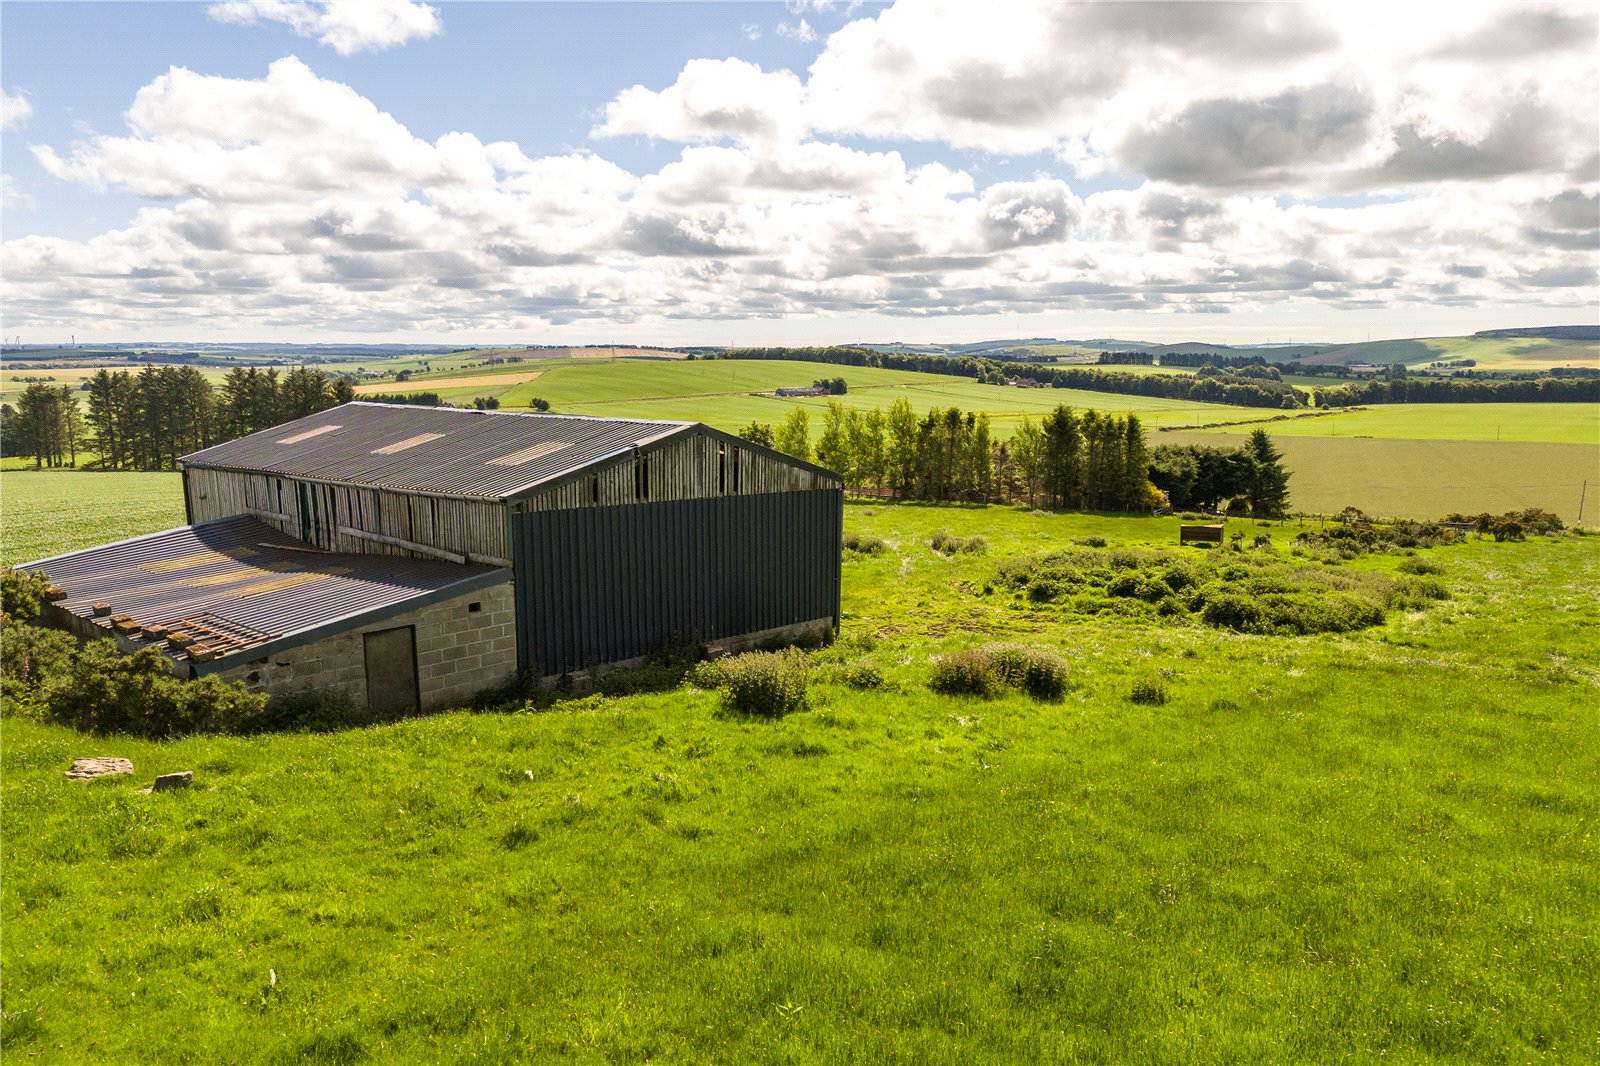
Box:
[0,616,76,703]
[931,643,1069,700]
[45,642,267,737]
[2,568,55,623]
[992,541,1445,636]
[707,648,810,717]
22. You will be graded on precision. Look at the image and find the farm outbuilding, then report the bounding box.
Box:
[24,403,843,713]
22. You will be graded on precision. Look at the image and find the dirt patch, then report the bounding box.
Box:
[354,370,543,393]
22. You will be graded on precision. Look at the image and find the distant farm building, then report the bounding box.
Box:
[25,404,842,716]
[774,386,829,397]
[1179,523,1225,546]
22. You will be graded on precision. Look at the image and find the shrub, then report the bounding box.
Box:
[716,648,810,717]
[1129,676,1168,705]
[930,531,988,555]
[1074,535,1107,548]
[1397,557,1444,575]
[45,642,267,737]
[243,687,367,733]
[1391,577,1450,611]
[1,568,55,623]
[985,643,1070,700]
[929,648,1001,697]
[0,617,76,702]
[836,661,887,690]
[931,643,1068,700]
[842,534,888,555]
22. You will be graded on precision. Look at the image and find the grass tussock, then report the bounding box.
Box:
[930,642,1069,701]
[695,648,810,717]
[930,531,988,555]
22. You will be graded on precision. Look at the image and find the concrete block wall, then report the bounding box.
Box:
[216,579,516,713]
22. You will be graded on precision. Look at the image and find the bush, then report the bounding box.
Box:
[715,648,810,717]
[45,642,267,737]
[243,687,368,733]
[841,534,888,555]
[930,531,988,555]
[1129,676,1168,705]
[0,617,76,702]
[1074,536,1107,548]
[929,648,1001,697]
[931,643,1068,700]
[1,568,54,623]
[836,661,887,689]
[1391,577,1451,611]
[1397,557,1444,575]
[985,643,1070,700]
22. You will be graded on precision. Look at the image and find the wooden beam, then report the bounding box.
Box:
[466,551,513,568]
[336,525,467,565]
[248,509,291,523]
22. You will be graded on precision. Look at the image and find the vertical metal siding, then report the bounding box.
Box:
[511,489,842,676]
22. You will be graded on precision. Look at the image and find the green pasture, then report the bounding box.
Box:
[1160,432,1596,523]
[0,471,185,566]
[4,501,1597,1062]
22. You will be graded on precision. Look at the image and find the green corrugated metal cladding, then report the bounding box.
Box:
[511,489,842,676]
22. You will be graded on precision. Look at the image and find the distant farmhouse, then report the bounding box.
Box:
[24,404,842,716]
[774,386,829,397]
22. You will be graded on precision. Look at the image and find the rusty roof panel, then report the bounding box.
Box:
[20,516,509,668]
[179,402,695,500]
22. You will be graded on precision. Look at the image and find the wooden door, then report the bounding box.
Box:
[364,626,419,719]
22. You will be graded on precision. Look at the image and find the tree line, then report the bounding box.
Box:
[1311,374,1597,406]
[2,366,353,470]
[740,398,1288,515]
[715,346,1305,409]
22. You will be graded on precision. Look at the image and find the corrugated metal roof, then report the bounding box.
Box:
[180,403,694,500]
[21,516,508,668]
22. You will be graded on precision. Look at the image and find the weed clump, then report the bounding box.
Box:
[1397,557,1444,575]
[842,533,888,555]
[1129,676,1168,705]
[1074,535,1108,548]
[930,643,1068,701]
[816,660,888,690]
[703,648,810,717]
[930,531,988,555]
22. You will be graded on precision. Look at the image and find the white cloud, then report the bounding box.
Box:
[206,0,441,55]
[1,175,34,210]
[741,23,762,41]
[598,0,1598,197]
[6,31,1595,337]
[2,87,32,132]
[776,19,818,44]
[595,58,808,145]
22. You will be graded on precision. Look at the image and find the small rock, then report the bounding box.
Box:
[66,757,133,781]
[524,769,535,780]
[152,770,194,792]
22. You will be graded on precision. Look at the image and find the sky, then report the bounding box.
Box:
[1,0,1597,347]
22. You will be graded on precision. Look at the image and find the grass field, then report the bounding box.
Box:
[3,501,1597,1062]
[1159,432,1595,523]
[0,471,185,566]
[1181,402,1599,445]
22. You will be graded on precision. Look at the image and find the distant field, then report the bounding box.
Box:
[1179,403,1598,445]
[1160,432,1595,522]
[1294,334,1599,372]
[0,471,185,565]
